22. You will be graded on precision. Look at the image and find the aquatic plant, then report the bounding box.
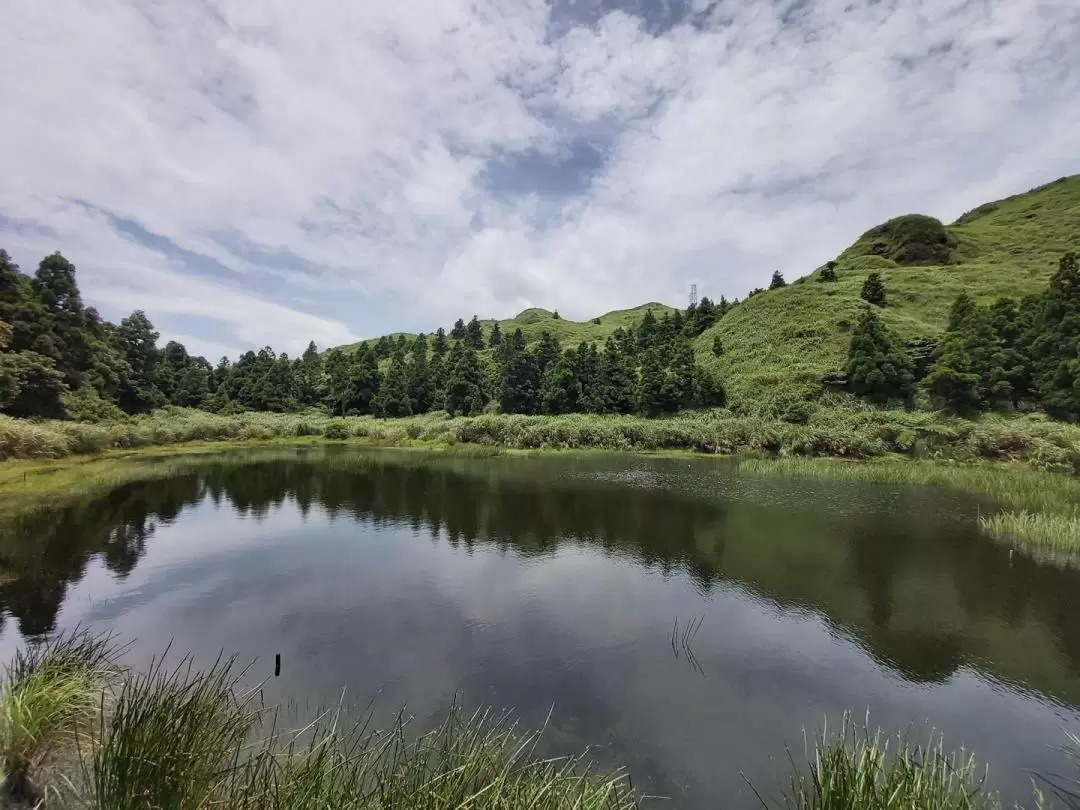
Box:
[0,630,116,803]
[777,714,997,810]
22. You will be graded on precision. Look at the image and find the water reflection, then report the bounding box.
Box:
[3,446,1080,706]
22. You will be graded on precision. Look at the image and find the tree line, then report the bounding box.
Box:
[844,252,1080,420]
[0,249,728,420]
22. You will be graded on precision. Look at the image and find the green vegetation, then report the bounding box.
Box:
[738,456,1080,561]
[783,714,994,810]
[1,637,632,810]
[4,634,1080,809]
[1,630,115,803]
[699,175,1080,406]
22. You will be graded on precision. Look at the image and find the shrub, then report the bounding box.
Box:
[323,422,350,440]
[855,214,953,266]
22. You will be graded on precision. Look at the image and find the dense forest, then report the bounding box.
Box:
[0,249,726,421]
[1,247,1078,424]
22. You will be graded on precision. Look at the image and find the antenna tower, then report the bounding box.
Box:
[689,283,698,307]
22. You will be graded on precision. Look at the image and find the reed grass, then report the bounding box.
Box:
[89,654,260,810]
[0,630,117,803]
[779,714,998,810]
[82,650,634,810]
[738,457,1080,558]
[3,405,1080,469]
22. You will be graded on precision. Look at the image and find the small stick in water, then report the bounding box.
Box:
[274,653,281,677]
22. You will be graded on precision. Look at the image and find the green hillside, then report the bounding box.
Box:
[699,175,1080,406]
[337,174,1078,409]
[342,302,679,353]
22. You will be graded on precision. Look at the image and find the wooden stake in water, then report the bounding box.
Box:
[274,653,281,677]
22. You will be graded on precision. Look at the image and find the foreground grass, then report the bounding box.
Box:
[0,631,116,803]
[784,714,995,810]
[5,634,1077,810]
[738,457,1080,562]
[3,637,634,810]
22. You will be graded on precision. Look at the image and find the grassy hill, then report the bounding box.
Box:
[338,174,1079,408]
[698,175,1080,406]
[341,302,679,353]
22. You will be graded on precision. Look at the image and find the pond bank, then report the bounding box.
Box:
[3,406,1079,558]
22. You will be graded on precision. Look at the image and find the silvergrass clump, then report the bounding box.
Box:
[89,654,260,810]
[780,714,998,810]
[0,629,117,803]
[231,705,636,810]
[980,511,1080,559]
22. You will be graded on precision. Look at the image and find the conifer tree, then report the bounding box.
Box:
[498,328,539,414]
[769,270,786,290]
[1028,252,1080,420]
[861,272,887,307]
[488,322,502,348]
[599,336,636,414]
[846,308,914,405]
[450,318,466,340]
[712,335,724,356]
[433,327,448,356]
[444,342,485,416]
[533,330,561,379]
[541,348,581,414]
[819,261,838,282]
[406,333,434,414]
[638,348,666,416]
[374,350,412,417]
[466,315,484,349]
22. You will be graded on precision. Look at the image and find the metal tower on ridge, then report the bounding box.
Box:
[689,284,698,307]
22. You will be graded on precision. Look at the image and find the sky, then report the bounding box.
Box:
[1,0,1078,361]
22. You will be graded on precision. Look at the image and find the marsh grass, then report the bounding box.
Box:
[738,457,1080,557]
[779,714,997,810]
[89,654,259,810]
[0,630,117,803]
[85,652,635,810]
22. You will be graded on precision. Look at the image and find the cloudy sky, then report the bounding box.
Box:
[2,0,1078,360]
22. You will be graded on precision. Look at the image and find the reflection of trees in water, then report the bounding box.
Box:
[4,454,1080,699]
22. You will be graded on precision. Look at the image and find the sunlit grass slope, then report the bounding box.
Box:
[699,175,1080,406]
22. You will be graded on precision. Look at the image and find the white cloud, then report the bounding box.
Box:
[1,0,1078,354]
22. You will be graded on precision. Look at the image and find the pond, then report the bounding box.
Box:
[2,446,1079,807]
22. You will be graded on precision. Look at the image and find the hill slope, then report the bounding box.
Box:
[698,175,1080,406]
[342,302,679,353]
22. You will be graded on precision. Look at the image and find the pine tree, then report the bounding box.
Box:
[861,272,887,307]
[819,261,838,282]
[406,333,434,414]
[692,365,725,408]
[533,330,561,379]
[498,328,539,414]
[466,315,484,349]
[576,342,604,412]
[926,296,1011,413]
[354,347,382,414]
[488,322,502,348]
[662,338,696,412]
[433,327,448,356]
[374,350,412,417]
[637,309,658,351]
[712,335,724,356]
[1028,252,1080,420]
[450,318,467,340]
[541,349,581,414]
[444,342,485,415]
[769,270,786,290]
[638,348,666,417]
[846,308,914,405]
[322,350,354,416]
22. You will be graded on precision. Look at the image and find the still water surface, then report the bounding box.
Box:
[2,447,1080,807]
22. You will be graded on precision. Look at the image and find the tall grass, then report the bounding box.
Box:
[90,654,259,810]
[3,405,1080,468]
[738,457,1080,558]
[0,630,117,803]
[779,714,998,810]
[84,651,634,810]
